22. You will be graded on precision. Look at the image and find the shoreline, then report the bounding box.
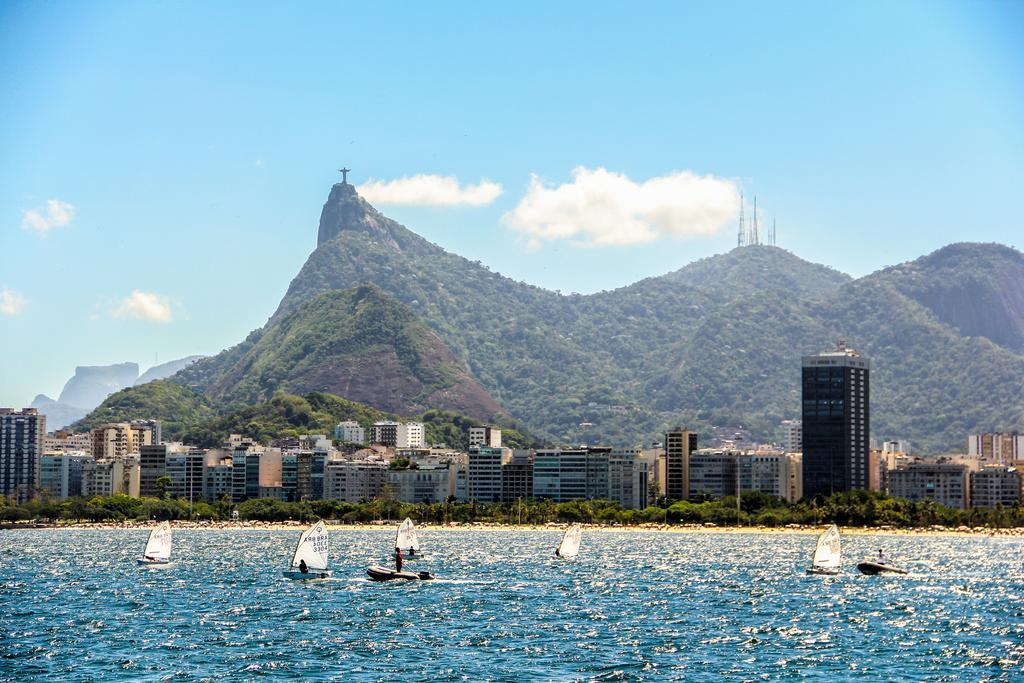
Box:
[3,520,1022,537]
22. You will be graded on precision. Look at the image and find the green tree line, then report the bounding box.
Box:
[3,490,1022,528]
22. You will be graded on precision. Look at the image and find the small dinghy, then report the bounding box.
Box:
[395,518,423,560]
[282,520,332,580]
[857,561,908,575]
[366,565,434,582]
[555,524,582,560]
[806,524,841,575]
[137,521,173,566]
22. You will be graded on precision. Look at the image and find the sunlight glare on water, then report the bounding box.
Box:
[1,529,1022,680]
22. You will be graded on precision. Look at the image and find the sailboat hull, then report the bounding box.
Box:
[857,562,908,575]
[282,569,332,580]
[137,558,172,566]
[366,565,433,582]
[806,567,840,575]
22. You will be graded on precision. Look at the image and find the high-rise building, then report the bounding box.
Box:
[44,432,92,454]
[801,343,870,499]
[501,450,533,503]
[82,456,140,497]
[204,453,234,502]
[780,420,802,453]
[165,448,206,503]
[967,433,1023,464]
[91,421,158,460]
[334,421,366,444]
[608,448,648,510]
[323,459,388,502]
[664,428,698,501]
[887,461,969,509]
[397,422,425,449]
[139,443,190,497]
[388,464,451,503]
[38,451,92,499]
[467,445,506,502]
[469,425,502,449]
[688,449,738,500]
[970,466,1022,509]
[0,408,45,502]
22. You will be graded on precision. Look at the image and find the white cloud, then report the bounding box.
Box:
[113,290,173,323]
[0,288,26,315]
[502,167,739,247]
[21,199,76,236]
[357,174,503,207]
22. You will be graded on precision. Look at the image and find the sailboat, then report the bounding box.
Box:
[555,524,582,560]
[806,524,841,575]
[137,521,173,566]
[282,520,332,580]
[395,518,421,559]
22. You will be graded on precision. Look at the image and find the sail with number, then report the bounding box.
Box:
[811,524,841,569]
[557,524,583,560]
[396,518,420,553]
[290,521,330,571]
[143,521,173,561]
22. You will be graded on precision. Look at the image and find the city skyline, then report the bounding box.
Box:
[2,1,1023,405]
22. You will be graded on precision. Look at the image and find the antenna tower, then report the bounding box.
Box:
[752,196,759,246]
[737,191,745,247]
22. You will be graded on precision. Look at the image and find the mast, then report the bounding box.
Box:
[737,191,745,247]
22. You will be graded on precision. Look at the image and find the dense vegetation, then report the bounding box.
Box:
[71,381,215,438]
[173,185,1024,452]
[200,286,502,420]
[75,384,535,450]
[4,490,1021,529]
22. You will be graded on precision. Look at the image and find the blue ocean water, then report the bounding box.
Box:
[1,529,1022,681]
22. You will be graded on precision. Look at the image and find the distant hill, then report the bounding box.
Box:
[71,380,216,438]
[136,356,205,385]
[75,383,534,451]
[200,285,506,420]
[172,182,1024,453]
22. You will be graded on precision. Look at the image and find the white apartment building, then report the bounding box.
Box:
[334,421,366,444]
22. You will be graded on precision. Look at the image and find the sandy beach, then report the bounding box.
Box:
[6,520,1022,537]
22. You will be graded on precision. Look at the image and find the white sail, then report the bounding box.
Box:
[143,521,172,561]
[290,521,329,571]
[395,518,420,552]
[557,524,583,560]
[812,524,841,569]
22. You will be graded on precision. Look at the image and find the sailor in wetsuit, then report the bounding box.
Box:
[299,559,308,574]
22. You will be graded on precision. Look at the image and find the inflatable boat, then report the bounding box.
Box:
[366,565,434,582]
[857,561,908,575]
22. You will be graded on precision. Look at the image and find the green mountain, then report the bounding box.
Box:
[200,284,505,420]
[173,182,1024,452]
[71,380,216,438]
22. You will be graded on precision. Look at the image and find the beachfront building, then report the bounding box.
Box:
[467,445,506,502]
[43,432,92,454]
[801,343,870,498]
[38,451,92,499]
[608,448,648,510]
[887,460,969,509]
[688,449,738,500]
[323,459,388,502]
[82,456,140,498]
[204,453,234,502]
[664,428,698,501]
[970,466,1022,509]
[388,463,451,503]
[166,448,206,503]
[501,450,533,503]
[0,408,45,503]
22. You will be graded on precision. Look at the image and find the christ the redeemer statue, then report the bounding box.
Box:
[339,167,351,184]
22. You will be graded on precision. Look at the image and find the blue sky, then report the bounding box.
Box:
[1,0,1022,406]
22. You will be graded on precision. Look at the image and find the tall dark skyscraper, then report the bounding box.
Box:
[801,344,870,499]
[664,428,698,501]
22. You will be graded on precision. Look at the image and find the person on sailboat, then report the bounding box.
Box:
[299,559,308,574]
[395,547,404,571]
